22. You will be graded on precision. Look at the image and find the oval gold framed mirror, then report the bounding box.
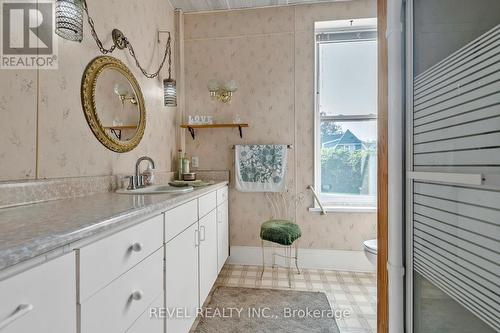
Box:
[81,56,146,153]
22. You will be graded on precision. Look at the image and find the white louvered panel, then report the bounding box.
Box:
[415,64,500,113]
[414,221,499,264]
[414,92,500,126]
[413,78,500,121]
[414,260,500,331]
[413,247,499,310]
[414,42,500,104]
[414,148,500,167]
[414,200,500,235]
[414,182,500,208]
[412,26,500,331]
[414,132,500,154]
[414,26,500,89]
[412,181,500,331]
[413,25,500,170]
[414,116,500,144]
[414,226,498,276]
[414,102,500,133]
[414,262,500,331]
[414,35,500,100]
[414,209,499,251]
[413,232,498,287]
[413,200,500,237]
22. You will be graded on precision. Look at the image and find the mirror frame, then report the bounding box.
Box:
[81,56,146,153]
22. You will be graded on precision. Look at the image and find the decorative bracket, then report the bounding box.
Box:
[112,29,127,49]
[188,127,196,140]
[110,128,122,140]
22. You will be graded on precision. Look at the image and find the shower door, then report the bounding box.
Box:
[406,1,500,332]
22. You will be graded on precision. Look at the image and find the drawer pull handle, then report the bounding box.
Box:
[199,226,206,242]
[217,210,223,223]
[195,230,200,247]
[131,290,143,301]
[0,304,34,330]
[131,242,143,252]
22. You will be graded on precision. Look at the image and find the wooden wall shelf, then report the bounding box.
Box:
[180,123,249,139]
[103,125,138,140]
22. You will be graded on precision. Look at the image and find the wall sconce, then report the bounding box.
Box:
[207,79,238,104]
[114,83,137,105]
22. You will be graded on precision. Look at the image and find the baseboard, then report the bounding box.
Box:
[228,246,375,273]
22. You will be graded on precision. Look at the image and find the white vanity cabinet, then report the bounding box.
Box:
[199,209,218,304]
[0,183,229,333]
[164,185,229,333]
[0,253,76,333]
[216,187,229,273]
[165,222,199,333]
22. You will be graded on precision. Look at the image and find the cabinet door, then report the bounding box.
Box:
[217,200,229,273]
[199,209,218,305]
[126,294,163,333]
[165,222,199,333]
[0,253,76,333]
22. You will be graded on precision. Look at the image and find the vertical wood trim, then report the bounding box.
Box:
[377,0,389,332]
[174,9,186,153]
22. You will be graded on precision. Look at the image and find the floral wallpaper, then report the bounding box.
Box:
[184,0,377,250]
[0,0,177,181]
[0,71,37,180]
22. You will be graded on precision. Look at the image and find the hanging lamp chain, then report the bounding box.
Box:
[81,0,115,54]
[81,0,172,79]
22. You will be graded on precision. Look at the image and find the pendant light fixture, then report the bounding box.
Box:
[54,0,176,92]
[162,32,177,107]
[55,0,83,42]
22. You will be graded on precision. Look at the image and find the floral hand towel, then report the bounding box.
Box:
[235,145,287,192]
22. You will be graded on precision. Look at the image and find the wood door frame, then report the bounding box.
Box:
[377,0,389,332]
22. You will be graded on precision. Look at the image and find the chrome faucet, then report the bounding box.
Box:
[134,156,155,189]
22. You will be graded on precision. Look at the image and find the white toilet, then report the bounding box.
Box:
[363,239,377,267]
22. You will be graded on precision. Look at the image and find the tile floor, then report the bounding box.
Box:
[214,264,377,333]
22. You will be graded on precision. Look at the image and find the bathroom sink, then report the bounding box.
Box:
[116,185,194,195]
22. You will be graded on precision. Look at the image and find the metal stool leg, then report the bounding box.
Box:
[294,240,300,274]
[260,239,265,279]
[272,244,276,268]
[287,245,292,288]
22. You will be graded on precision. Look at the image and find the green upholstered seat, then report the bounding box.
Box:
[260,220,301,246]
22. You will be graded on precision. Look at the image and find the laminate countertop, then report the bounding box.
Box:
[0,181,228,272]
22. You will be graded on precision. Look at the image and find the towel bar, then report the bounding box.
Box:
[407,171,483,186]
[231,144,293,149]
[307,185,327,215]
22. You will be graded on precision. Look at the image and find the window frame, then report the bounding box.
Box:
[313,27,378,211]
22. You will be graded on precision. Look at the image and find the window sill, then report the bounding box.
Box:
[308,206,377,213]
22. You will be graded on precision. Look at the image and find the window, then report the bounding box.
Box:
[314,20,377,210]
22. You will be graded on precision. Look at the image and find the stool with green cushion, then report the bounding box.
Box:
[260,219,302,287]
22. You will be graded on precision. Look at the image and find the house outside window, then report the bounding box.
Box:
[314,19,378,211]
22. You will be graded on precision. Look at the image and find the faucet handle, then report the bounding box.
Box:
[138,174,147,188]
[124,175,136,190]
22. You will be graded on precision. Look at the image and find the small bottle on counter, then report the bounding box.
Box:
[177,149,184,180]
[182,156,190,174]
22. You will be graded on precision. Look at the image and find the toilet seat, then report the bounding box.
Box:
[363,239,377,255]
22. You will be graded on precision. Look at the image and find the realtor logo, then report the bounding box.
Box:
[1,0,58,69]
